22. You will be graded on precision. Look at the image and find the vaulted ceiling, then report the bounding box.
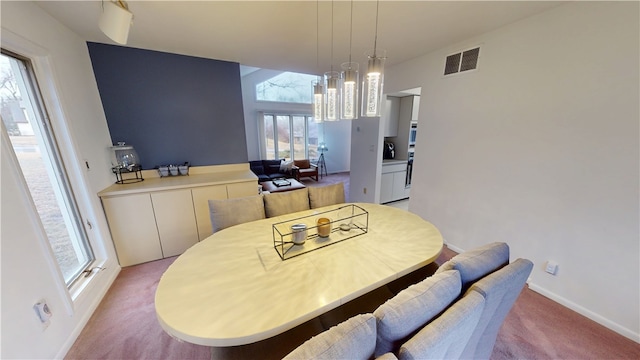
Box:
[34,1,564,76]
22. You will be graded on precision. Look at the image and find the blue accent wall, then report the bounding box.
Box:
[87,42,248,169]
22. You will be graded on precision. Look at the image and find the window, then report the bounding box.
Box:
[263,114,318,160]
[256,72,317,103]
[1,50,94,286]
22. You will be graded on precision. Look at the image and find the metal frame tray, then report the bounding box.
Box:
[272,204,369,260]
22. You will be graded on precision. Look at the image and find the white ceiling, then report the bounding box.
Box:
[34,1,564,76]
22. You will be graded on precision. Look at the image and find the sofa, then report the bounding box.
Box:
[249,159,294,183]
[283,242,534,360]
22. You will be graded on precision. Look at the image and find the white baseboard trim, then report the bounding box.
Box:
[444,242,465,254]
[528,283,640,343]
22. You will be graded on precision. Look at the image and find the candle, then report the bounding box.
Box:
[317,218,331,238]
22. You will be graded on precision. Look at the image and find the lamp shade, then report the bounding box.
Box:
[341,62,359,120]
[312,79,324,123]
[362,52,385,117]
[99,1,133,45]
[324,71,342,121]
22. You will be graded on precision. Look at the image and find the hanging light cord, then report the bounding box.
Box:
[316,0,320,72]
[373,0,380,57]
[348,0,354,65]
[330,0,334,72]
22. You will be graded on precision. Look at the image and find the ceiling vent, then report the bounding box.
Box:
[444,47,480,75]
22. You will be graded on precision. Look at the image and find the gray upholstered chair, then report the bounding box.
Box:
[459,258,534,360]
[208,194,265,232]
[307,182,346,209]
[373,270,462,357]
[436,242,510,290]
[283,314,377,360]
[263,188,310,218]
[397,291,485,360]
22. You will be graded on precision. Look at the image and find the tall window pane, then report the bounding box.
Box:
[264,115,275,160]
[307,118,319,160]
[1,51,94,285]
[292,116,306,159]
[276,115,291,159]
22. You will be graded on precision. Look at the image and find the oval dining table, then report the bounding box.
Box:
[155,202,443,347]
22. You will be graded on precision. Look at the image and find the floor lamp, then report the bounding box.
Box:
[317,143,328,178]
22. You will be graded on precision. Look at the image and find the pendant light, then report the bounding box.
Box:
[312,0,324,123]
[313,80,324,123]
[99,0,133,45]
[324,0,342,121]
[340,0,359,120]
[362,0,386,117]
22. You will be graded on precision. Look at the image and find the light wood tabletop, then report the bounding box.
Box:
[155,202,443,346]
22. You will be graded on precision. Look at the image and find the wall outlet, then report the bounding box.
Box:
[33,299,52,329]
[363,187,367,194]
[545,261,558,275]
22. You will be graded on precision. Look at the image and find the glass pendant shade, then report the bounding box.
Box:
[324,71,342,121]
[362,52,386,117]
[340,62,359,120]
[312,79,324,123]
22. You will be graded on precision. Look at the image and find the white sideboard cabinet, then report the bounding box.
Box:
[151,189,199,258]
[101,193,164,266]
[99,164,258,266]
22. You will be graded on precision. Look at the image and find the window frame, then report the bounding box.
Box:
[262,113,317,161]
[1,49,96,288]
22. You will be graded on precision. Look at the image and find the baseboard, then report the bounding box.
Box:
[528,283,640,343]
[444,242,465,254]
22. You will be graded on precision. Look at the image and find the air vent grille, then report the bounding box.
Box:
[444,47,480,75]
[444,53,462,75]
[460,48,480,72]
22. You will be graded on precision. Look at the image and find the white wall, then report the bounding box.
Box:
[1,2,120,358]
[241,69,351,173]
[349,117,383,203]
[386,1,639,341]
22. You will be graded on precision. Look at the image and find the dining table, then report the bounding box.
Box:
[154,202,443,347]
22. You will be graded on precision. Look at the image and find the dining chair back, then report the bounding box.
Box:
[263,188,310,217]
[436,242,510,291]
[283,314,377,360]
[397,291,485,360]
[460,258,534,360]
[308,182,345,209]
[373,270,462,356]
[208,194,265,232]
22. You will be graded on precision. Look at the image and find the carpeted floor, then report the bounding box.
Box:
[65,173,640,359]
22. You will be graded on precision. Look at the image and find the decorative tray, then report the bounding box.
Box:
[272,204,369,260]
[272,178,291,187]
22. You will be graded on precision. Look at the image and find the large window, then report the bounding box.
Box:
[263,114,319,160]
[1,50,94,286]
